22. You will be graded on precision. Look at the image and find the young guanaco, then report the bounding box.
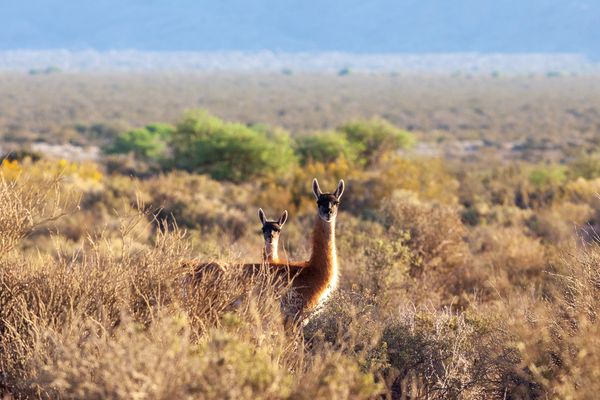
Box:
[258,208,288,263]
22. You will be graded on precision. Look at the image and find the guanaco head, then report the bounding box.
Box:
[312,178,345,222]
[258,208,288,261]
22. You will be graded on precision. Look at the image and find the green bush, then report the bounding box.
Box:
[170,110,297,182]
[105,123,173,161]
[295,131,357,165]
[529,165,567,188]
[339,117,415,165]
[569,151,600,179]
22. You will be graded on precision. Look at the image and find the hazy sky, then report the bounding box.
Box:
[1,0,598,56]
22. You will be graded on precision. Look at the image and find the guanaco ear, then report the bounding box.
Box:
[334,179,345,199]
[258,208,267,225]
[312,178,322,200]
[278,210,288,226]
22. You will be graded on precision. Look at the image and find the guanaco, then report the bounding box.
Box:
[258,208,288,263]
[187,178,345,324]
[243,178,344,322]
[184,208,288,278]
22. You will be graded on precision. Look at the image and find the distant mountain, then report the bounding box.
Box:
[0,0,599,58]
[1,51,598,73]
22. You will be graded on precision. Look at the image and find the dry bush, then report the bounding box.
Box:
[342,157,459,219]
[469,226,547,293]
[307,291,517,400]
[253,180,296,215]
[3,312,298,400]
[143,172,252,239]
[290,350,383,400]
[564,176,600,207]
[336,214,413,309]
[380,191,467,274]
[460,164,564,211]
[526,201,593,244]
[467,203,533,229]
[0,174,71,256]
[379,307,517,400]
[304,289,381,356]
[377,191,481,302]
[499,240,600,399]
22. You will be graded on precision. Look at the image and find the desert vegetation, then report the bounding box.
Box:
[2,73,600,156]
[1,73,600,399]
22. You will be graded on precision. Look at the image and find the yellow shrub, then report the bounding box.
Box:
[5,159,104,191]
[363,156,459,211]
[0,159,22,180]
[290,156,365,212]
[564,176,600,208]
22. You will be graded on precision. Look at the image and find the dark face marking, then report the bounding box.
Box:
[316,193,340,222]
[262,222,282,243]
[312,179,344,222]
[258,209,287,243]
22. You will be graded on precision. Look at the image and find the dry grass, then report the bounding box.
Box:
[3,160,600,398]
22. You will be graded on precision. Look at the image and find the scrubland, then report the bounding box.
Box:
[1,73,600,399]
[3,73,600,149]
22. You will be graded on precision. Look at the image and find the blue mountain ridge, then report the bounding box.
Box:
[1,0,598,57]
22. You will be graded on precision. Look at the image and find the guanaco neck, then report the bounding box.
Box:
[308,216,338,282]
[263,238,279,263]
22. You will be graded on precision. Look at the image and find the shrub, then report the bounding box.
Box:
[380,192,469,281]
[469,226,546,291]
[383,158,459,204]
[568,151,600,179]
[0,159,22,180]
[378,308,516,399]
[338,117,415,165]
[529,165,567,188]
[171,110,297,182]
[505,240,600,399]
[0,172,71,255]
[348,157,459,217]
[295,131,357,165]
[526,201,593,244]
[141,172,252,240]
[105,123,174,161]
[336,215,412,308]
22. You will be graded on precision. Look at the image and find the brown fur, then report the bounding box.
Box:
[185,213,338,322]
[242,214,338,319]
[185,179,343,323]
